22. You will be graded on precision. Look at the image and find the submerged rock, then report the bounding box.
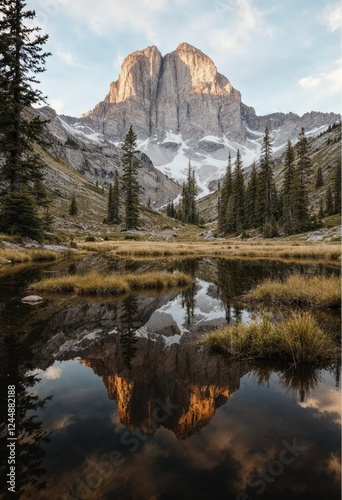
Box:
[21,295,44,305]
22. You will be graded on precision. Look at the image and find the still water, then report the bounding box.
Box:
[0,258,340,499]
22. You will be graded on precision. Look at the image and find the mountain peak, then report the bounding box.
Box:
[175,42,202,53]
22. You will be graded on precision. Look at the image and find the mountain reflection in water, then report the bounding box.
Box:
[0,258,340,499]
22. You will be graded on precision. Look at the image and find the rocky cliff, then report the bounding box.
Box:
[56,42,340,196]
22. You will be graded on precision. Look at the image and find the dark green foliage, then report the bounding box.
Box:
[333,161,341,214]
[325,186,334,216]
[69,193,78,216]
[0,189,42,240]
[0,0,51,238]
[245,162,258,228]
[166,199,176,218]
[107,170,120,223]
[296,127,312,182]
[280,132,310,235]
[319,197,324,219]
[256,128,277,226]
[177,161,199,224]
[282,140,296,234]
[217,153,233,234]
[232,150,245,232]
[121,126,141,230]
[315,166,324,189]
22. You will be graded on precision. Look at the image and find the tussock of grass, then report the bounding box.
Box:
[203,312,339,364]
[30,271,192,296]
[245,274,341,308]
[0,248,60,265]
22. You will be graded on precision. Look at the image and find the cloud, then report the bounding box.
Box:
[44,365,63,380]
[320,3,342,32]
[208,0,273,56]
[49,99,65,114]
[298,60,342,98]
[56,49,75,66]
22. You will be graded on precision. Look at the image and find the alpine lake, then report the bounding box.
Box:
[0,253,340,500]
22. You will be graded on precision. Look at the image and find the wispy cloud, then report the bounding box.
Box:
[319,3,342,32]
[298,60,342,97]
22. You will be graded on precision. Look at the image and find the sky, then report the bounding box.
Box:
[29,0,341,118]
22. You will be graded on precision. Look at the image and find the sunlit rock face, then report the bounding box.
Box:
[91,342,248,440]
[85,42,244,144]
[77,42,340,195]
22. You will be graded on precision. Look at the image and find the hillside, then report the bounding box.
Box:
[197,124,342,226]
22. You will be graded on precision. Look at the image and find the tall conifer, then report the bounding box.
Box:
[121,126,141,230]
[0,0,51,239]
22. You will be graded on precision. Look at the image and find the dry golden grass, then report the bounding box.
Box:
[245,274,341,308]
[78,240,341,263]
[0,248,61,265]
[30,271,192,296]
[203,312,339,364]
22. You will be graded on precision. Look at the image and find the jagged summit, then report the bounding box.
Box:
[71,43,340,196]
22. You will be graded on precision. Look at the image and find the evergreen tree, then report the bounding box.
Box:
[107,184,113,221]
[217,153,233,234]
[256,128,277,227]
[232,149,245,232]
[281,140,296,234]
[0,188,42,239]
[245,162,258,228]
[69,192,78,216]
[121,126,141,230]
[296,128,312,182]
[178,161,198,224]
[0,0,51,239]
[315,166,324,189]
[107,170,120,223]
[318,197,324,219]
[333,161,341,214]
[325,186,334,216]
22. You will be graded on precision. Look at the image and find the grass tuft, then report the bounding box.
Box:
[30,271,192,296]
[0,248,60,265]
[245,274,341,308]
[203,312,339,364]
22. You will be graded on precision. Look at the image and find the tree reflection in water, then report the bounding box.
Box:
[119,296,139,370]
[0,334,52,499]
[250,361,340,402]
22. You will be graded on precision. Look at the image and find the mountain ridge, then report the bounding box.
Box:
[55,42,339,196]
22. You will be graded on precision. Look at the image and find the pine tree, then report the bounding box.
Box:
[69,192,78,216]
[0,0,51,239]
[178,161,198,224]
[315,166,324,189]
[296,128,312,183]
[318,197,324,219]
[256,128,277,227]
[325,186,334,216]
[232,149,245,232]
[217,153,233,234]
[282,140,296,234]
[107,170,120,223]
[333,161,341,214]
[245,162,258,228]
[121,126,141,230]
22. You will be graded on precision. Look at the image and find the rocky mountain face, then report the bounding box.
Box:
[38,106,181,209]
[46,42,340,198]
[59,42,338,196]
